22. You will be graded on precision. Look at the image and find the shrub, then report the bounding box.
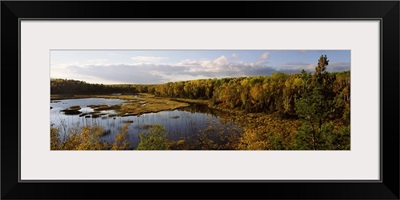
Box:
[136,125,170,150]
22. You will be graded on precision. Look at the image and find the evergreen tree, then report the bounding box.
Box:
[295,55,336,150]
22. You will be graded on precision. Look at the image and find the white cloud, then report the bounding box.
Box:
[65,64,166,84]
[260,52,269,60]
[231,53,238,59]
[209,55,229,68]
[52,56,349,84]
[255,52,270,65]
[87,59,108,63]
[130,56,167,62]
[51,59,109,69]
[178,59,201,66]
[277,62,350,72]
[178,56,230,72]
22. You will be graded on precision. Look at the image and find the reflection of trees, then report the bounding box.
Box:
[176,118,243,150]
[177,103,225,118]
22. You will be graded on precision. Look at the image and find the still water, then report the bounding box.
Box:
[50,98,240,148]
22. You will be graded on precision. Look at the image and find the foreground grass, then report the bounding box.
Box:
[52,122,242,150]
[51,125,131,150]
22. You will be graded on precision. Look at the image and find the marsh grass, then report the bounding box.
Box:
[88,104,122,111]
[52,93,318,150]
[51,124,131,150]
[61,106,82,115]
[133,124,155,130]
[53,93,189,117]
[102,129,111,136]
[118,94,189,116]
[92,113,101,118]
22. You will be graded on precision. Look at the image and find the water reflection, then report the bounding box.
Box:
[50,98,241,148]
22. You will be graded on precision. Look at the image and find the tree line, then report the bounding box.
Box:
[141,55,350,150]
[141,56,349,123]
[51,55,350,124]
[51,79,137,95]
[51,55,350,150]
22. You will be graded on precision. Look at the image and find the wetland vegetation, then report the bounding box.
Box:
[51,55,350,150]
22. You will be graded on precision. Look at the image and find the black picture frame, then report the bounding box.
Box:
[2,1,399,199]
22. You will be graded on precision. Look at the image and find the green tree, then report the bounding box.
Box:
[294,123,314,150]
[294,122,337,150]
[136,125,170,150]
[294,55,336,150]
[332,125,350,150]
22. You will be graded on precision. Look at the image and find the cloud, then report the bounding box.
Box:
[259,52,269,60]
[87,59,108,63]
[52,56,350,84]
[277,61,350,72]
[210,55,229,69]
[326,62,351,72]
[178,56,229,73]
[175,56,282,79]
[255,52,270,65]
[282,62,310,66]
[130,56,167,62]
[65,64,166,84]
[231,53,238,59]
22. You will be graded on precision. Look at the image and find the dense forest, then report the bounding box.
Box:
[143,66,349,120]
[51,55,350,150]
[51,79,136,94]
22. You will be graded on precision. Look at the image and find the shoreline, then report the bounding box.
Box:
[52,93,190,117]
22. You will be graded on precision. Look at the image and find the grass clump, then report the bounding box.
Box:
[50,125,131,150]
[61,106,82,115]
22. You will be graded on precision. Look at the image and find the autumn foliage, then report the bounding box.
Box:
[51,55,350,150]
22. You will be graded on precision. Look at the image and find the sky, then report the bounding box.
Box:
[50,50,350,84]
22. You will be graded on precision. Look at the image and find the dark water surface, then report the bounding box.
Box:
[50,98,240,148]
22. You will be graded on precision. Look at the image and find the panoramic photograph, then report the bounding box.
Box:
[50,50,350,150]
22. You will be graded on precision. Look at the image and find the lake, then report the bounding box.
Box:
[50,98,241,149]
